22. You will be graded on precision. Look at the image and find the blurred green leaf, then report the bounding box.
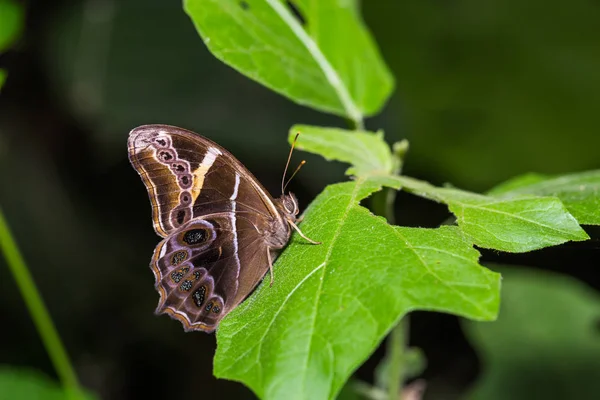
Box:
[396,176,589,252]
[487,170,600,225]
[0,0,24,89]
[463,267,600,400]
[215,177,500,400]
[290,125,393,176]
[184,0,394,122]
[368,0,600,188]
[0,0,23,51]
[0,367,96,400]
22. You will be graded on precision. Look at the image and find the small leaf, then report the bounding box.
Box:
[290,125,393,176]
[463,266,600,400]
[396,176,589,252]
[215,177,499,400]
[184,0,394,121]
[0,367,97,400]
[487,170,600,225]
[0,69,6,89]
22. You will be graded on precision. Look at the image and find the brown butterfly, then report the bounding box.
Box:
[128,125,318,332]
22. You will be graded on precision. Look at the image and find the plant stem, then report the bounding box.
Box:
[372,141,411,400]
[0,206,82,399]
[387,317,408,400]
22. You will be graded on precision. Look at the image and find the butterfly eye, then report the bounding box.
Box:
[282,194,299,215]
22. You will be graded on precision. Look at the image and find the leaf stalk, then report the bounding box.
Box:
[0,206,83,400]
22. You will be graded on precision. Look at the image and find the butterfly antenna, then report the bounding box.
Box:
[281,132,300,194]
[282,160,306,193]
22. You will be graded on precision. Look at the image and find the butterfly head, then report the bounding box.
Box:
[280,192,299,219]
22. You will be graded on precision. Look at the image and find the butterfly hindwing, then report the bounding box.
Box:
[151,214,271,332]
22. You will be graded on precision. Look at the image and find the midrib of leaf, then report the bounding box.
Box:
[297,179,364,399]
[451,198,582,237]
[265,0,363,127]
[396,176,584,238]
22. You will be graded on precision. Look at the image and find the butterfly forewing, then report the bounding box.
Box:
[128,125,283,237]
[128,125,295,332]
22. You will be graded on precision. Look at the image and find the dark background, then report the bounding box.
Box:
[1,0,599,399]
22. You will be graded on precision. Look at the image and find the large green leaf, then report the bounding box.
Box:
[214,177,500,400]
[184,0,393,122]
[463,267,600,400]
[0,367,97,400]
[487,170,600,225]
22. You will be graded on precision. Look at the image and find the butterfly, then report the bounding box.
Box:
[128,125,318,332]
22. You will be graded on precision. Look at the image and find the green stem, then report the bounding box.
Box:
[387,317,408,400]
[371,141,411,400]
[0,206,82,399]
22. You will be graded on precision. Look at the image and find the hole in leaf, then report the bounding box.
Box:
[239,1,249,10]
[286,1,306,26]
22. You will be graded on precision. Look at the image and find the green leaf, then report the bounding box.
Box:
[184,0,394,122]
[396,176,589,252]
[0,367,97,400]
[290,125,393,176]
[487,170,600,225]
[215,177,500,400]
[0,0,23,51]
[463,266,600,400]
[0,69,6,89]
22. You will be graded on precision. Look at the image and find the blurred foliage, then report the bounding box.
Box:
[463,266,600,400]
[366,0,600,189]
[0,0,24,89]
[0,0,23,51]
[0,367,96,400]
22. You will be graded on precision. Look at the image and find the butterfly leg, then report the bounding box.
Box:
[288,220,321,245]
[266,248,274,287]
